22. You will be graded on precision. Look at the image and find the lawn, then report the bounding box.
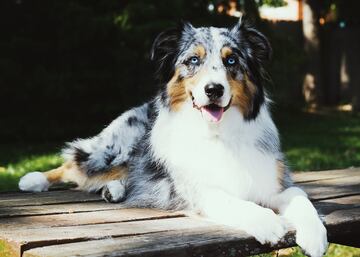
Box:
[0,108,359,257]
[275,108,360,171]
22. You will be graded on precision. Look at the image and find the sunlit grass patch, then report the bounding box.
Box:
[253,244,360,257]
[0,154,62,192]
[0,144,63,192]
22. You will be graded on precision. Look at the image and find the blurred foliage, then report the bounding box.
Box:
[258,0,287,7]
[0,0,304,144]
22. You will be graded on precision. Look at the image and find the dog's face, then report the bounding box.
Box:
[151,20,271,122]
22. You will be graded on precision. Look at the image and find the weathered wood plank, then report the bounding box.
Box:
[0,202,125,218]
[0,208,184,230]
[324,208,360,248]
[22,228,295,257]
[1,168,359,257]
[314,194,360,215]
[299,175,360,200]
[0,190,101,207]
[293,168,360,183]
[22,207,360,257]
[1,217,215,257]
[11,194,360,257]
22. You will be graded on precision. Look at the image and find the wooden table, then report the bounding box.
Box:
[1,168,360,257]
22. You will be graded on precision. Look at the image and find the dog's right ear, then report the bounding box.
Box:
[151,22,193,83]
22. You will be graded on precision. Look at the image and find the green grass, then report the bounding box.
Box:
[275,108,360,171]
[0,143,63,191]
[253,244,360,257]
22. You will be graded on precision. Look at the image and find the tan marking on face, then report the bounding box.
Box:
[167,61,208,111]
[194,45,206,59]
[221,46,233,59]
[167,44,211,111]
[229,73,257,117]
[167,69,188,111]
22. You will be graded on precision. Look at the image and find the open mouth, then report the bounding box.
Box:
[192,97,232,123]
[201,104,225,122]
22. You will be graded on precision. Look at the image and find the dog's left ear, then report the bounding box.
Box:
[151,22,194,83]
[151,27,181,83]
[231,19,272,67]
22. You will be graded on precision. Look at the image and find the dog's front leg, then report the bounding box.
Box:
[101,179,127,203]
[198,188,288,245]
[272,187,328,257]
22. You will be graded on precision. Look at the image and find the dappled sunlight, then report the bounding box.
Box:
[303,73,317,105]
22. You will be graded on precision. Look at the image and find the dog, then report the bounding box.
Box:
[19,20,328,257]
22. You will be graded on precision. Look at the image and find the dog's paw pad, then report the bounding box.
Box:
[19,171,50,192]
[102,180,126,203]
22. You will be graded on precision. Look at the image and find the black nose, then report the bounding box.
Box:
[205,83,224,101]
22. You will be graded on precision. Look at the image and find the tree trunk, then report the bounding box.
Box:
[347,29,360,112]
[302,0,322,107]
[338,0,360,113]
[244,0,261,25]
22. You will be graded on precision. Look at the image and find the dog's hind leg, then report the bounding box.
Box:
[62,103,150,177]
[19,161,128,197]
[19,161,85,192]
[19,103,151,199]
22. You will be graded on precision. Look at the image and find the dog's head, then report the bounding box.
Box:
[151,20,271,122]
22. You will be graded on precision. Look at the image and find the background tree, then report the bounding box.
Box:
[301,0,322,107]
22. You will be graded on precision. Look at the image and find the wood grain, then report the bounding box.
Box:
[0,190,101,207]
[0,202,125,218]
[22,228,295,257]
[293,168,360,183]
[2,217,215,257]
[0,168,359,257]
[22,207,360,257]
[0,208,184,230]
[299,175,360,200]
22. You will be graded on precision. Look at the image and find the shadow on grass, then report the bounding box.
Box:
[274,107,360,171]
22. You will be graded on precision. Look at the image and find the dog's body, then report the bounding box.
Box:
[19,20,328,257]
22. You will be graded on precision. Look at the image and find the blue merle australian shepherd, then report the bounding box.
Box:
[19,20,328,257]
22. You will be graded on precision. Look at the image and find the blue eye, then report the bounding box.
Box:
[227,57,236,65]
[190,56,199,65]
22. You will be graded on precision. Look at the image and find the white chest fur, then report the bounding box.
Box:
[151,103,281,208]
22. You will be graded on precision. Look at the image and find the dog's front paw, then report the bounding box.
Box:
[19,171,50,192]
[242,207,288,245]
[101,180,126,203]
[296,218,328,257]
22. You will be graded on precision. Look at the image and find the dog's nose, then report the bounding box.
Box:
[205,83,224,101]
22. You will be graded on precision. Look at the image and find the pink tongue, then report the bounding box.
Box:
[201,106,224,122]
